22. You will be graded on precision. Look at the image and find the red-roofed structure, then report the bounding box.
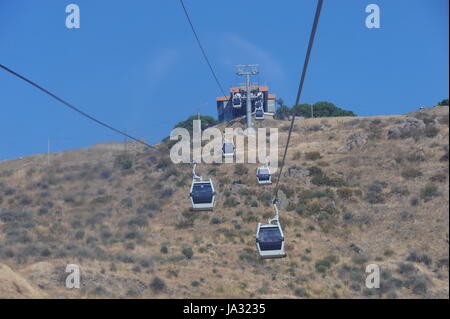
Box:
[216,86,277,122]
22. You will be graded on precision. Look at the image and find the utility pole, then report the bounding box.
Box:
[47,137,50,166]
[124,128,128,153]
[311,104,314,118]
[236,64,259,135]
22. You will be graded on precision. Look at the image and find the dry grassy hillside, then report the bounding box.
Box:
[0,106,448,299]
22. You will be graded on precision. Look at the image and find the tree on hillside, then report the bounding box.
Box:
[291,101,356,118]
[438,99,449,106]
[291,104,313,117]
[276,98,285,108]
[274,105,291,120]
[173,115,218,133]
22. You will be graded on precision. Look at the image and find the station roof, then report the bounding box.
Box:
[230,85,269,93]
[216,86,276,101]
[216,93,276,102]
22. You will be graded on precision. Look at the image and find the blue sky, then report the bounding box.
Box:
[0,0,448,160]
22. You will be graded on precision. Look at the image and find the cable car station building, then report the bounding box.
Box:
[216,85,277,122]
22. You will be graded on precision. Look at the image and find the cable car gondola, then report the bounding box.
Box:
[222,141,235,158]
[256,163,271,184]
[255,107,264,120]
[255,92,263,109]
[232,92,242,108]
[255,202,286,259]
[189,162,216,210]
[255,92,264,120]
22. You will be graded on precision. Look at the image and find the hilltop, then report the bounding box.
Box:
[0,106,448,299]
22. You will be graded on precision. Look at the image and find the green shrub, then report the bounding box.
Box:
[311,174,346,187]
[397,262,417,275]
[315,255,339,273]
[391,185,410,197]
[121,197,133,208]
[429,173,447,183]
[163,167,179,179]
[352,255,368,265]
[115,154,133,170]
[160,188,174,198]
[308,166,323,176]
[337,188,353,200]
[279,185,295,198]
[234,164,248,175]
[400,211,413,220]
[294,287,309,297]
[74,230,85,240]
[292,151,301,160]
[182,246,194,259]
[407,252,432,266]
[343,212,353,222]
[127,215,149,227]
[420,183,439,201]
[410,197,419,206]
[100,169,112,179]
[156,157,172,169]
[286,202,296,211]
[406,151,425,162]
[257,192,272,207]
[91,286,110,296]
[223,197,239,208]
[176,219,194,229]
[238,188,251,197]
[210,217,221,225]
[437,257,449,268]
[150,277,166,293]
[239,250,258,265]
[300,188,335,200]
[425,125,439,138]
[440,151,449,162]
[438,114,449,126]
[274,105,291,120]
[91,196,113,205]
[173,114,218,133]
[4,187,16,196]
[405,274,430,296]
[40,247,52,257]
[365,181,387,204]
[305,152,322,161]
[401,168,422,179]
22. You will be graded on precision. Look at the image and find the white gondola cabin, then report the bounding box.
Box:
[232,92,242,108]
[255,107,264,120]
[255,203,286,259]
[222,141,235,158]
[256,165,271,184]
[189,163,216,210]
